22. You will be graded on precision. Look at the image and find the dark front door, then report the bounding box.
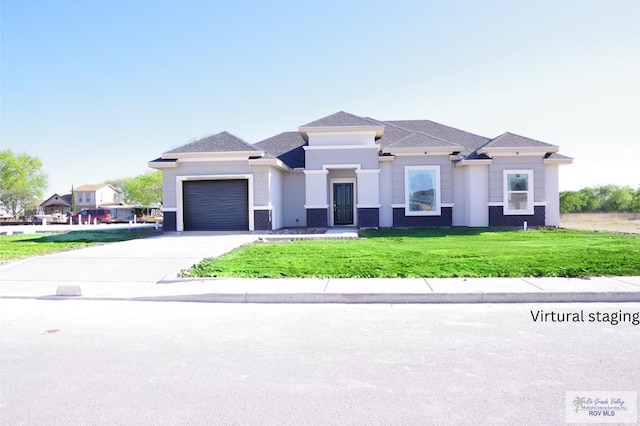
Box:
[333,183,354,225]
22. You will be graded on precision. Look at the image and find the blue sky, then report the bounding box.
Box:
[2,0,639,194]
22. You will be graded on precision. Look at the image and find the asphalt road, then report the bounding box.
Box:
[1,300,639,425]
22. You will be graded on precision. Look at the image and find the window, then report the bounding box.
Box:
[405,166,441,216]
[504,170,534,215]
[77,193,83,203]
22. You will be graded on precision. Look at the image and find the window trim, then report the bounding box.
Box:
[405,165,441,216]
[503,170,534,215]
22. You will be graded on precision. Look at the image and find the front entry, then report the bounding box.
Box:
[333,183,354,225]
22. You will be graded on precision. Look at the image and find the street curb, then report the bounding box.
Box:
[3,291,640,304]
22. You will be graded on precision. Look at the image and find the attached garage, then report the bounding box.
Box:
[182,179,249,231]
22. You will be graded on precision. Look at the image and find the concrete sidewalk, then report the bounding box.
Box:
[1,276,639,304]
[1,231,639,303]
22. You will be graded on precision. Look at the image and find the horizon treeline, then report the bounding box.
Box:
[560,185,640,214]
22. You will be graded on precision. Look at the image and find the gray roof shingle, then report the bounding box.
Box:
[385,119,490,153]
[254,132,306,168]
[482,132,557,149]
[385,132,460,149]
[154,112,569,166]
[300,111,379,128]
[165,131,261,154]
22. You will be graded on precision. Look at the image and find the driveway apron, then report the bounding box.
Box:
[0,233,258,284]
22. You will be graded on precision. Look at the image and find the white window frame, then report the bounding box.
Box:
[404,165,441,216]
[503,170,534,215]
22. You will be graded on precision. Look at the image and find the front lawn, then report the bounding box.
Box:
[0,228,162,263]
[180,228,640,278]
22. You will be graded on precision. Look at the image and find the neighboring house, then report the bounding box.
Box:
[0,204,12,220]
[74,184,122,210]
[38,193,73,216]
[149,111,572,232]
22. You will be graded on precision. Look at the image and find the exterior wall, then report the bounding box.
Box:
[161,161,256,209]
[96,187,120,206]
[452,166,465,226]
[75,191,96,209]
[391,156,454,205]
[393,207,453,227]
[489,206,545,227]
[163,211,177,232]
[358,208,379,228]
[251,165,271,207]
[379,160,393,227]
[488,156,545,203]
[282,171,306,227]
[75,187,120,210]
[254,210,271,230]
[269,168,283,230]
[307,208,328,227]
[307,130,378,147]
[304,170,328,207]
[305,147,379,170]
[465,165,490,227]
[545,164,560,227]
[161,161,263,232]
[356,169,380,207]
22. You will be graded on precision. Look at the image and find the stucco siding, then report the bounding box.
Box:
[269,168,283,230]
[282,171,307,227]
[305,148,379,170]
[161,169,178,208]
[452,166,466,226]
[251,165,271,207]
[545,164,560,226]
[161,161,259,209]
[307,131,377,147]
[391,156,454,205]
[379,161,393,227]
[489,157,546,202]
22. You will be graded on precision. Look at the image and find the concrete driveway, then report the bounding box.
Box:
[0,233,258,292]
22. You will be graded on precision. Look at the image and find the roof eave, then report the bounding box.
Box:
[382,146,463,156]
[454,159,494,167]
[544,157,573,165]
[248,157,290,171]
[478,146,559,156]
[161,151,265,160]
[298,125,385,138]
[148,159,177,169]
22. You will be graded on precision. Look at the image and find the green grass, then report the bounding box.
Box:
[181,228,640,278]
[0,228,163,263]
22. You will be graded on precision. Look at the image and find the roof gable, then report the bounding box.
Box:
[40,193,72,207]
[165,131,261,154]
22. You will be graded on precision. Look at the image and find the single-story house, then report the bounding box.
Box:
[38,193,72,216]
[149,111,572,232]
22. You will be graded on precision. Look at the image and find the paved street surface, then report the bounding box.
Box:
[2,300,639,425]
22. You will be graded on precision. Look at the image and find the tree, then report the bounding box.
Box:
[561,184,640,214]
[604,186,633,212]
[106,170,162,209]
[0,150,48,218]
[559,191,584,213]
[632,188,640,213]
